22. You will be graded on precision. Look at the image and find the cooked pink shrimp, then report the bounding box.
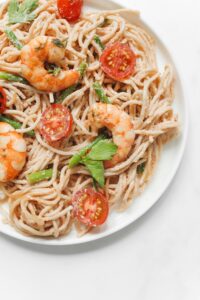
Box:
[90,103,135,168]
[21,36,80,92]
[0,122,27,182]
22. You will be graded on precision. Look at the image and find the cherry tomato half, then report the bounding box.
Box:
[57,0,83,23]
[72,188,109,227]
[0,87,6,113]
[40,104,73,143]
[100,42,136,81]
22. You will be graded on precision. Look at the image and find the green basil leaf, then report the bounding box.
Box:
[86,139,117,161]
[82,157,105,187]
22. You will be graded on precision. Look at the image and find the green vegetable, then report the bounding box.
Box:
[5,28,23,50]
[78,62,88,77]
[93,82,110,104]
[52,38,66,48]
[69,136,117,187]
[0,72,27,84]
[48,66,61,77]
[8,0,39,24]
[137,162,146,174]
[82,158,104,187]
[0,115,35,137]
[94,35,105,50]
[57,84,78,103]
[87,139,118,161]
[27,168,53,184]
[69,135,105,168]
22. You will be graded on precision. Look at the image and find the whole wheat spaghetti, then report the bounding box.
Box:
[0,0,178,238]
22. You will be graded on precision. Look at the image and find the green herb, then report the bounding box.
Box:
[56,84,78,103]
[87,139,117,161]
[52,38,67,48]
[48,66,61,77]
[0,115,35,137]
[8,0,39,24]
[78,62,88,77]
[93,82,110,104]
[69,136,117,187]
[0,72,27,84]
[137,162,146,174]
[81,158,104,187]
[69,135,105,168]
[5,28,23,50]
[27,168,53,184]
[94,35,105,50]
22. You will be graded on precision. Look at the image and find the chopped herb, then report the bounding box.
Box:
[78,62,88,77]
[137,162,146,174]
[0,72,27,84]
[93,82,110,104]
[94,35,105,50]
[0,115,35,137]
[52,38,66,48]
[5,28,23,50]
[48,66,61,76]
[8,0,39,24]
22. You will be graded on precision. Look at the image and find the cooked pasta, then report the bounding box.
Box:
[0,0,179,238]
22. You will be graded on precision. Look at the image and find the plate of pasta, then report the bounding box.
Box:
[0,0,187,245]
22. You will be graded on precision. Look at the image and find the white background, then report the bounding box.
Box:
[0,0,199,299]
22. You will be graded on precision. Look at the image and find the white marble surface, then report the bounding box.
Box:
[0,0,199,299]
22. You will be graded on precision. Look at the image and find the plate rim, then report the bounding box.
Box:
[0,0,189,246]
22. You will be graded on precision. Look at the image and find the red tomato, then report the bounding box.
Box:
[0,87,6,113]
[100,42,136,81]
[57,0,83,22]
[72,188,109,227]
[40,104,73,143]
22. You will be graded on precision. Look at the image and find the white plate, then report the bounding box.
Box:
[0,0,188,246]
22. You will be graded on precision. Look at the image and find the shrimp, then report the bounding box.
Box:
[90,103,135,168]
[21,36,80,92]
[0,122,27,182]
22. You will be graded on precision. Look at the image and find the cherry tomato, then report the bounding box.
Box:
[40,104,73,143]
[0,87,6,113]
[57,0,83,22]
[100,42,136,81]
[72,188,109,227]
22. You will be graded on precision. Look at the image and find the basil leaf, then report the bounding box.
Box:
[69,135,105,168]
[93,82,110,104]
[86,139,117,161]
[5,28,23,50]
[8,0,39,24]
[82,157,105,187]
[94,35,105,50]
[137,162,146,174]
